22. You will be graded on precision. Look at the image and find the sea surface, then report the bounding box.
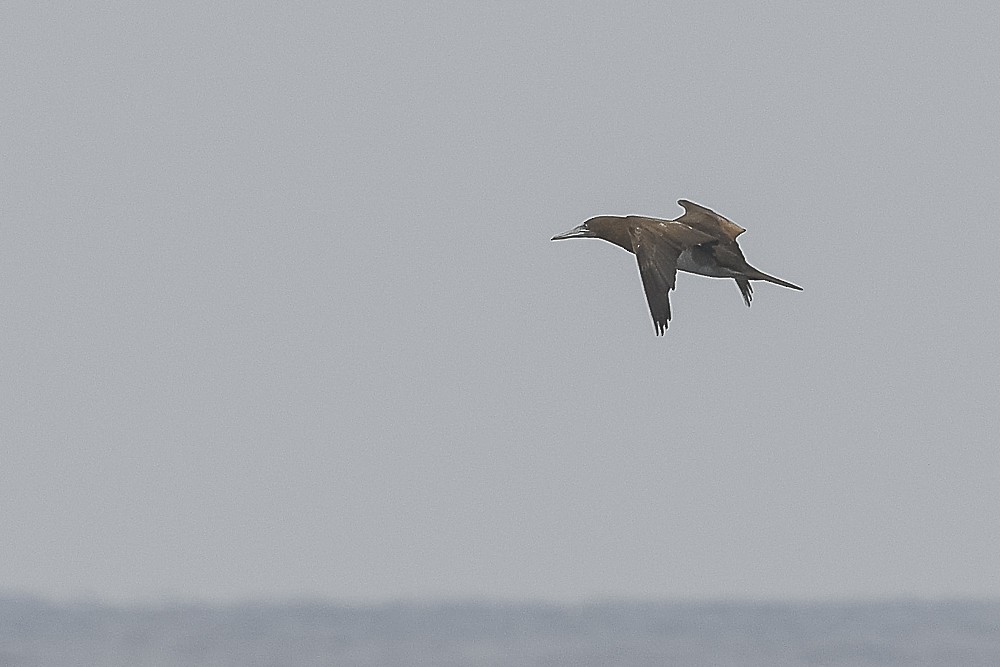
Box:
[2,596,998,666]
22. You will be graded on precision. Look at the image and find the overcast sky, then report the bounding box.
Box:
[3,2,999,603]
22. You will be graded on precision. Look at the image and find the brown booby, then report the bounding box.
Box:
[551,200,802,335]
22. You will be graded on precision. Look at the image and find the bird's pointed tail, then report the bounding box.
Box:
[750,269,803,291]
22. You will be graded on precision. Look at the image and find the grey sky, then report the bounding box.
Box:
[2,2,998,602]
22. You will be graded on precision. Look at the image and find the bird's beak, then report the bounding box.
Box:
[551,224,591,241]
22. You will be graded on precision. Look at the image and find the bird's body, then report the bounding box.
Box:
[676,246,738,278]
[551,200,802,335]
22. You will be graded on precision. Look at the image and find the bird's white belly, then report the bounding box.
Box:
[676,248,734,278]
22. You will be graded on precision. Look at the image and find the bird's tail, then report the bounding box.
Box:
[747,268,803,291]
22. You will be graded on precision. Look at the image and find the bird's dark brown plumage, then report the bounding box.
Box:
[551,200,802,335]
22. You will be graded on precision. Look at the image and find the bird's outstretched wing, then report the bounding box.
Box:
[675,199,746,243]
[735,276,753,307]
[626,218,715,335]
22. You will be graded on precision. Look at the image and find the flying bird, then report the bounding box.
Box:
[551,200,802,335]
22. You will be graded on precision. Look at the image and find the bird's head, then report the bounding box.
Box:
[551,217,633,252]
[550,220,596,241]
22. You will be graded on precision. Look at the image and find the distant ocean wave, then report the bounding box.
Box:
[2,596,999,666]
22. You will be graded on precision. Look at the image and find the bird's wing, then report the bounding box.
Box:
[626,219,715,335]
[675,200,746,242]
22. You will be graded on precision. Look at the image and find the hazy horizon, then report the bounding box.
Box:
[4,596,999,666]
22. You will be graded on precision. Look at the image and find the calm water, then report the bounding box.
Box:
[2,596,998,666]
